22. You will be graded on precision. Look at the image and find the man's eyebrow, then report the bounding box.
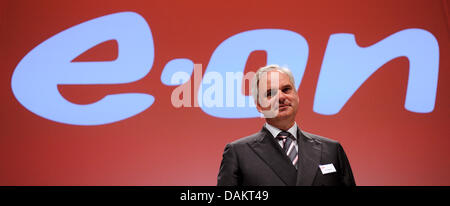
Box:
[281,84,292,89]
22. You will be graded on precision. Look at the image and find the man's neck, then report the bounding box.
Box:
[265,119,295,131]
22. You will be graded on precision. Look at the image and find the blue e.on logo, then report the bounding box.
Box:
[11,12,439,126]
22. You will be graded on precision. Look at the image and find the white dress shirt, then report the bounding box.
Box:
[264,122,298,151]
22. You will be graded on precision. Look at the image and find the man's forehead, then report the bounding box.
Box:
[259,71,292,87]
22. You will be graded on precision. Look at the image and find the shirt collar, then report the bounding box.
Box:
[265,122,298,140]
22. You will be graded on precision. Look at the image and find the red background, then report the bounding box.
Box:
[1,0,449,185]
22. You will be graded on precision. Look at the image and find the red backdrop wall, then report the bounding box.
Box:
[1,0,449,185]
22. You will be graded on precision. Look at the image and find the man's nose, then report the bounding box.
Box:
[278,90,287,103]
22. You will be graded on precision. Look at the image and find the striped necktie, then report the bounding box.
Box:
[277,131,298,169]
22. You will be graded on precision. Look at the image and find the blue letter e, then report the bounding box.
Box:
[11,12,155,126]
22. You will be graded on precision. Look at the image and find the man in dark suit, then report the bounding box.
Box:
[217,65,355,186]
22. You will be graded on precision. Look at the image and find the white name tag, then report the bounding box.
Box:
[319,163,336,174]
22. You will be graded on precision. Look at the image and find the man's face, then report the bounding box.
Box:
[256,70,299,121]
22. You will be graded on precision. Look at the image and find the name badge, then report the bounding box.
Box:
[319,163,336,174]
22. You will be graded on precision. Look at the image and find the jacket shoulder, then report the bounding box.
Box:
[228,132,263,146]
[301,131,340,145]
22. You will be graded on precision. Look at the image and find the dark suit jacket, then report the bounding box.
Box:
[217,127,356,186]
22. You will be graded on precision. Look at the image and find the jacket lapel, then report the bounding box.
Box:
[248,127,298,186]
[296,129,322,186]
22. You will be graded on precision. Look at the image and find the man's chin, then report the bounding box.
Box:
[261,109,293,119]
[260,110,279,118]
[275,111,292,119]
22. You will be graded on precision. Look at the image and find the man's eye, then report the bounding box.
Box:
[282,87,291,93]
[266,90,276,97]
